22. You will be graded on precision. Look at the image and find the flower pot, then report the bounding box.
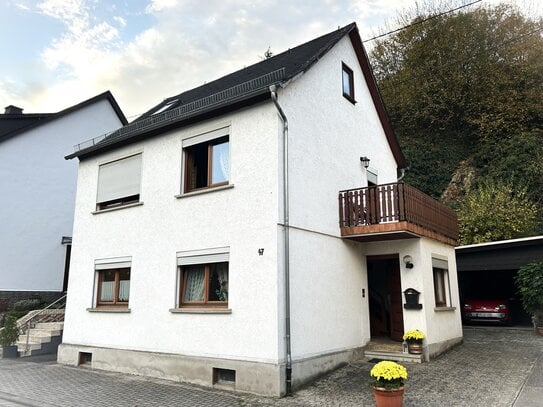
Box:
[536,326,543,336]
[407,342,423,354]
[373,386,405,407]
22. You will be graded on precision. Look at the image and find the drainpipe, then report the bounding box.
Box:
[270,84,292,396]
[397,167,406,182]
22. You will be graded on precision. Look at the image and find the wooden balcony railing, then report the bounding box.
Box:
[338,182,458,242]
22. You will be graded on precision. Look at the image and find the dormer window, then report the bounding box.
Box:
[342,63,355,103]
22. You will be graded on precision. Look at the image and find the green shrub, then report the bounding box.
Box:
[515,262,543,325]
[0,313,20,347]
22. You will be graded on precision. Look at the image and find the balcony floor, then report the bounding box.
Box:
[340,220,457,245]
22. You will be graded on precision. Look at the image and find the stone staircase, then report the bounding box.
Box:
[17,321,64,357]
[364,339,424,363]
[15,296,66,358]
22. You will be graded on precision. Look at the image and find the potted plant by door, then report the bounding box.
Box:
[403,329,425,354]
[0,313,20,358]
[515,261,543,336]
[370,360,408,407]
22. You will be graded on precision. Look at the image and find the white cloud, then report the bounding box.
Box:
[7,0,490,120]
[145,0,178,13]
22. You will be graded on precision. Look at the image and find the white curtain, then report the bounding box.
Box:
[184,267,205,301]
[100,281,115,302]
[118,280,130,302]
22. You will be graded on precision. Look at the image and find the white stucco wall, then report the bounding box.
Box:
[63,104,283,363]
[0,99,124,291]
[275,35,400,360]
[363,237,462,349]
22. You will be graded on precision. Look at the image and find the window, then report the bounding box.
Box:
[342,63,355,102]
[432,258,449,307]
[94,257,131,308]
[96,153,142,210]
[176,247,229,308]
[182,127,230,193]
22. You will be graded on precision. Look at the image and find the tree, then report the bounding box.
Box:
[457,181,538,245]
[370,3,543,223]
[515,262,543,326]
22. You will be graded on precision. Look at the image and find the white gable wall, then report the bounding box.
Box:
[277,36,398,363]
[0,100,123,291]
[62,104,283,365]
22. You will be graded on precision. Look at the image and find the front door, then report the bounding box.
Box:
[368,256,404,341]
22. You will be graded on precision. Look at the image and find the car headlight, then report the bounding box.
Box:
[464,304,472,309]
[496,304,507,310]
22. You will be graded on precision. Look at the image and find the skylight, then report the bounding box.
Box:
[152,99,178,115]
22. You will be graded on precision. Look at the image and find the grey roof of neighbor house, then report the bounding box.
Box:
[0,91,127,144]
[66,23,406,168]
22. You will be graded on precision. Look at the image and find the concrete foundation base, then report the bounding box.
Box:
[57,343,364,397]
[427,336,463,361]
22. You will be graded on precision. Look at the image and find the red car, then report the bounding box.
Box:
[462,299,511,325]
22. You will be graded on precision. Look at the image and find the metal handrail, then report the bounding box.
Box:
[24,294,67,353]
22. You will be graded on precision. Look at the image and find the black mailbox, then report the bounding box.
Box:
[403,288,422,310]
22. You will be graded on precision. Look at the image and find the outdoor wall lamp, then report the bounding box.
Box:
[360,156,370,169]
[403,255,414,269]
[258,248,264,256]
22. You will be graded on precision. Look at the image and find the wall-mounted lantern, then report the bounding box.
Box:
[360,156,370,169]
[403,255,414,269]
[403,288,422,310]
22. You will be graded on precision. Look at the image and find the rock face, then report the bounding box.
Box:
[441,160,476,204]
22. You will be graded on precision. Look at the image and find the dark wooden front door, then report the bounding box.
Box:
[388,260,404,341]
[368,256,404,341]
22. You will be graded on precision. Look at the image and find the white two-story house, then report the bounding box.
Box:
[58,23,462,396]
[0,92,126,309]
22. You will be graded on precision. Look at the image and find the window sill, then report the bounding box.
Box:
[87,308,131,313]
[342,94,357,105]
[434,306,456,312]
[92,202,143,215]
[169,308,232,314]
[175,184,234,199]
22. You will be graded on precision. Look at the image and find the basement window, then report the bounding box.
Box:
[213,368,236,385]
[78,352,92,366]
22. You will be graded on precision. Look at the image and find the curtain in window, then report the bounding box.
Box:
[118,280,130,302]
[216,262,228,301]
[212,141,229,183]
[100,281,115,302]
[184,266,205,301]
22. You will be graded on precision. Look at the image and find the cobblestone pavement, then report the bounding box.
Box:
[0,326,541,407]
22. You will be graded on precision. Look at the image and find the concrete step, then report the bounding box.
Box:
[364,350,423,364]
[34,322,64,330]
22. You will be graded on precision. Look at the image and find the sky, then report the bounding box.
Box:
[0,0,538,121]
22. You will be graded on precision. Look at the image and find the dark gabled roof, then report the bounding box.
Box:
[0,91,127,144]
[66,23,406,168]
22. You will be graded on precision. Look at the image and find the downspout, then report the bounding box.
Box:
[270,84,292,396]
[397,167,406,181]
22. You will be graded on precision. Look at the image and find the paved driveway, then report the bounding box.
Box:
[0,326,541,406]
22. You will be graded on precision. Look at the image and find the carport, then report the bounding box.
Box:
[455,235,543,326]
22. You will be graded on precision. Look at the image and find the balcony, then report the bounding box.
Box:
[338,182,458,245]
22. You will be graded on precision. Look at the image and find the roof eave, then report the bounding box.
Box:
[66,90,272,160]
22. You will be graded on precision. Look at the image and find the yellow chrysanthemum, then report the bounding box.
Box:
[403,329,425,341]
[370,360,408,381]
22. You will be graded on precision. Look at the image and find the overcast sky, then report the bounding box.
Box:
[0,0,537,120]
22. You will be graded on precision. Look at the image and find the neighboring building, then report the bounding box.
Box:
[456,235,543,325]
[0,92,127,309]
[58,24,461,396]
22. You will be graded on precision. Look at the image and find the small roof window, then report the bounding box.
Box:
[152,99,178,115]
